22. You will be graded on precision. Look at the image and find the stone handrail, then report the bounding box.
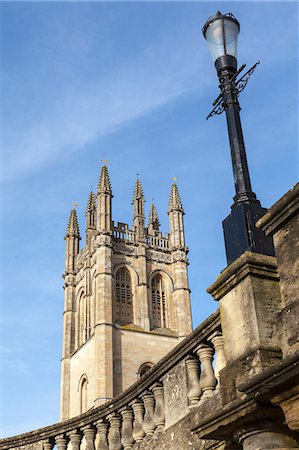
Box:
[113,224,136,243]
[0,310,223,450]
[146,236,170,250]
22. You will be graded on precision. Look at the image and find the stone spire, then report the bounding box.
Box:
[97,164,113,233]
[64,208,80,274]
[98,164,112,195]
[65,208,80,238]
[168,182,184,213]
[86,191,96,243]
[168,181,185,249]
[148,203,160,234]
[133,179,144,202]
[132,177,145,239]
[86,191,96,214]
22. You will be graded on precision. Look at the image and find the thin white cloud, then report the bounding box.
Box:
[1,28,212,183]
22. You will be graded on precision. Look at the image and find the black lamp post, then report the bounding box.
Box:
[202,11,274,265]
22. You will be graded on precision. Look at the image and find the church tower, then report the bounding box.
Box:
[60,165,192,420]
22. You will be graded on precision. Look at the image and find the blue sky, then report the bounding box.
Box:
[0,0,298,438]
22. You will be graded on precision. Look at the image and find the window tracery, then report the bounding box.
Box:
[151,274,167,328]
[114,268,133,324]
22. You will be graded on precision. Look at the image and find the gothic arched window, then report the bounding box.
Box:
[114,268,133,324]
[151,274,166,329]
[80,376,88,414]
[79,293,92,346]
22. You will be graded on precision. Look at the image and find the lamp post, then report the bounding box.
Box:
[202,11,274,265]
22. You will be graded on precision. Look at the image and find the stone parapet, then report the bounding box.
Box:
[0,311,222,450]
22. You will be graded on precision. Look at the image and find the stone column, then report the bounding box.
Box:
[136,244,150,331]
[68,431,82,450]
[43,440,54,450]
[131,399,145,443]
[234,421,299,449]
[141,391,156,437]
[95,419,109,450]
[151,382,165,433]
[82,425,96,450]
[94,234,114,406]
[108,412,122,450]
[196,344,217,399]
[185,355,202,406]
[171,250,192,339]
[120,406,134,449]
[55,435,68,450]
[208,331,226,381]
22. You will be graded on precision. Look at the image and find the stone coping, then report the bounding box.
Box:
[0,310,220,447]
[256,182,299,236]
[207,252,278,301]
[238,351,299,398]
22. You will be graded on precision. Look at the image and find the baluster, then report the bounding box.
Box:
[95,419,109,450]
[185,355,202,406]
[43,439,54,450]
[209,331,226,381]
[82,425,97,450]
[108,412,122,450]
[120,406,134,449]
[130,399,145,443]
[151,382,165,433]
[141,391,156,437]
[55,435,68,450]
[196,344,217,399]
[68,431,82,450]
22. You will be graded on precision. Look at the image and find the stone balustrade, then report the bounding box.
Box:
[0,310,221,450]
[146,235,170,250]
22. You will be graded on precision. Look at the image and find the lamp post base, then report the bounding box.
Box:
[223,200,275,265]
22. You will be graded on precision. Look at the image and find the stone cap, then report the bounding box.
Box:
[207,252,278,301]
[256,182,299,236]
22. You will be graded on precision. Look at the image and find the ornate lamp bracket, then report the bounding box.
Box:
[206,61,260,120]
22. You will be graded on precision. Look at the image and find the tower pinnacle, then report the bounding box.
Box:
[132,178,145,239]
[132,178,145,202]
[86,191,96,214]
[65,208,80,238]
[148,203,160,233]
[168,182,184,213]
[98,165,112,194]
[97,164,113,233]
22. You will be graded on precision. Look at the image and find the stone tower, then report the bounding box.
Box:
[60,165,192,420]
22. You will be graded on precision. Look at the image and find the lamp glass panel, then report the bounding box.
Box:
[205,19,225,62]
[223,19,239,59]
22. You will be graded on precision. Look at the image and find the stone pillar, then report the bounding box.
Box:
[131,399,145,443]
[185,355,202,406]
[94,234,114,405]
[136,244,150,331]
[95,419,109,450]
[209,331,226,381]
[55,435,68,450]
[151,382,165,433]
[207,252,282,403]
[171,251,192,338]
[43,440,54,450]
[196,344,217,399]
[68,431,82,450]
[234,421,299,449]
[256,183,299,357]
[120,406,134,449]
[82,426,96,450]
[108,412,122,450]
[141,391,156,437]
